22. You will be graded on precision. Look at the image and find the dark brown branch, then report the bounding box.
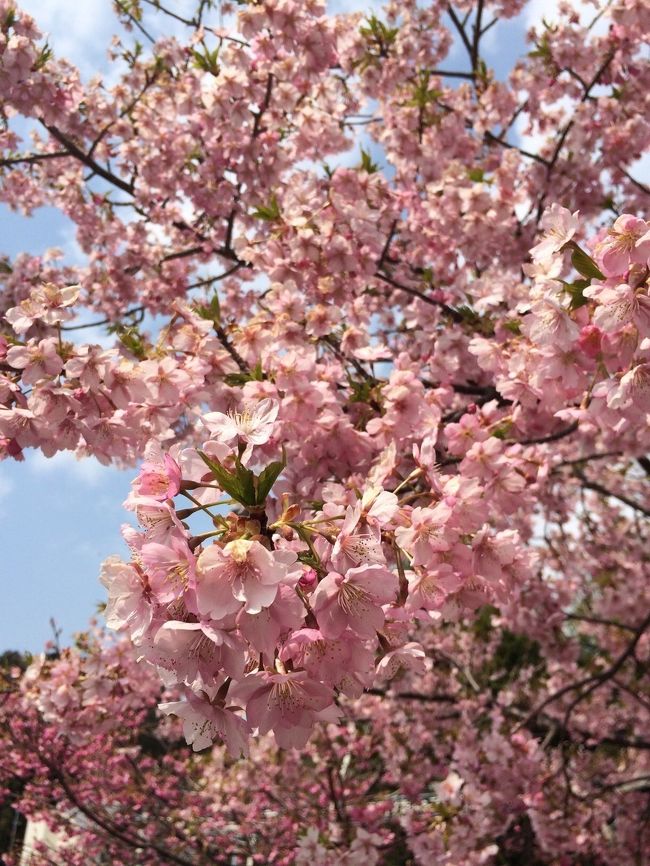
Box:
[484,131,550,166]
[617,165,650,196]
[60,306,144,332]
[43,124,135,196]
[638,456,650,477]
[114,0,155,42]
[447,5,473,62]
[378,219,398,270]
[320,334,377,385]
[577,473,650,518]
[518,421,579,446]
[0,150,69,168]
[252,73,274,139]
[555,450,622,468]
[522,611,650,729]
[470,0,484,72]
[366,688,456,703]
[536,49,615,221]
[43,759,229,866]
[214,324,249,373]
[429,68,475,80]
[375,271,465,323]
[565,613,637,634]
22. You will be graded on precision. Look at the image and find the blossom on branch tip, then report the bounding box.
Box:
[312,565,398,639]
[196,539,298,618]
[202,398,279,462]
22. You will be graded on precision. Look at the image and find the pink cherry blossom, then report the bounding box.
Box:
[202,398,279,462]
[529,205,579,264]
[311,565,398,639]
[232,669,336,748]
[196,539,297,618]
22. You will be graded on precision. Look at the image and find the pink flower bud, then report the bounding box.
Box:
[299,568,318,590]
[578,325,602,359]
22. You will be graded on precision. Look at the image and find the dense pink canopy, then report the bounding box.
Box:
[0,0,649,862]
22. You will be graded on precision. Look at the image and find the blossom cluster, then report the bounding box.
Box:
[102,395,537,753]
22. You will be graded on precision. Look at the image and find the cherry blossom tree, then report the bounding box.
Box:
[1,0,649,862]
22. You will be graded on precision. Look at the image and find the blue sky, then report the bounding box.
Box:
[0,0,636,652]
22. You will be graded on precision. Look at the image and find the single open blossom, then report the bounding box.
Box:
[577,324,603,359]
[99,555,153,642]
[523,298,580,349]
[237,583,304,656]
[196,539,297,618]
[150,620,246,684]
[141,536,196,604]
[202,398,279,461]
[395,503,454,567]
[405,562,462,612]
[132,451,182,501]
[360,487,398,526]
[472,528,519,582]
[331,503,385,572]
[5,339,63,385]
[375,642,426,681]
[312,565,397,639]
[606,364,650,411]
[126,495,188,542]
[594,215,650,277]
[159,691,249,756]
[529,204,579,263]
[586,283,650,334]
[438,771,464,804]
[280,628,375,697]
[5,283,80,333]
[232,670,337,748]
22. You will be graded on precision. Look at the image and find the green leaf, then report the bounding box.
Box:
[404,71,442,110]
[107,323,148,359]
[198,451,250,506]
[473,604,498,641]
[233,455,256,506]
[224,360,265,387]
[476,59,489,83]
[467,168,485,183]
[571,246,604,281]
[502,318,522,335]
[252,194,281,221]
[195,293,221,323]
[421,266,434,284]
[255,456,286,504]
[33,42,53,71]
[491,422,512,440]
[453,305,495,335]
[192,46,220,75]
[198,447,284,509]
[359,148,379,174]
[563,279,590,311]
[359,15,398,48]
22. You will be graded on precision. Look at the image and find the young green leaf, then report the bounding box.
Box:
[571,246,604,281]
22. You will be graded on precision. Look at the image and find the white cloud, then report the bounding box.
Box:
[524,0,610,35]
[16,0,214,84]
[28,450,108,486]
[326,0,383,13]
[18,0,118,81]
